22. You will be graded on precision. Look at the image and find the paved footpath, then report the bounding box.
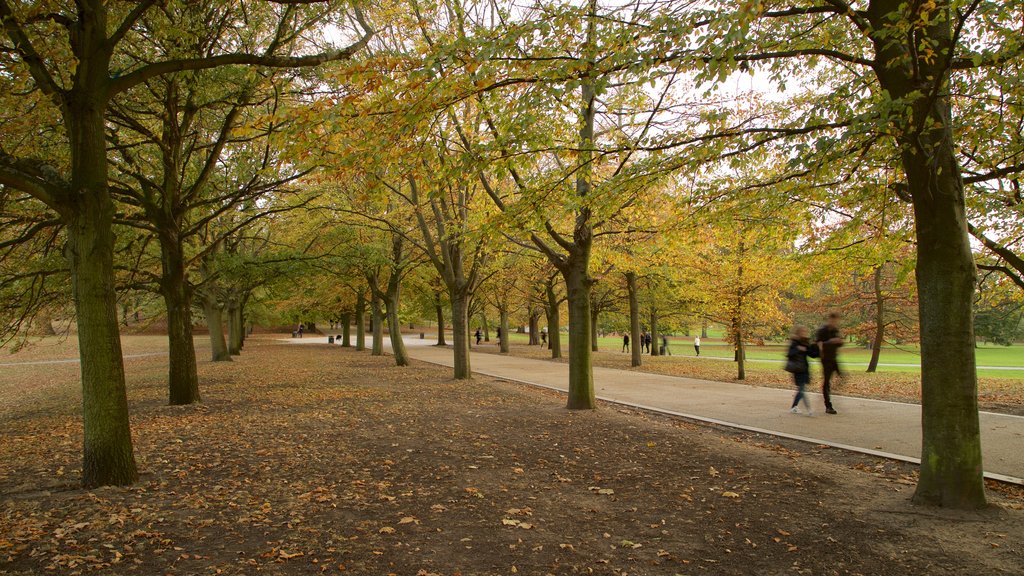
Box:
[378,338,1024,484]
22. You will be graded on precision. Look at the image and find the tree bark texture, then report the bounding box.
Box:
[160,235,200,405]
[867,265,884,373]
[385,280,409,367]
[499,308,510,353]
[341,312,351,347]
[435,301,447,346]
[371,295,384,356]
[545,279,562,359]
[65,66,139,485]
[649,307,659,357]
[451,293,471,378]
[355,291,366,351]
[626,272,642,367]
[867,0,985,508]
[201,293,231,362]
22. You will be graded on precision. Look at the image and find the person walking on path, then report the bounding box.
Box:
[693,336,700,356]
[475,328,482,345]
[645,332,652,354]
[496,327,502,345]
[661,334,671,355]
[787,325,818,415]
[815,312,844,415]
[622,333,630,353]
[541,327,547,345]
[298,323,304,338]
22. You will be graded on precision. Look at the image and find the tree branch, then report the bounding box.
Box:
[109,7,373,95]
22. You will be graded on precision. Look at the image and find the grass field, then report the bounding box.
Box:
[496,332,1024,379]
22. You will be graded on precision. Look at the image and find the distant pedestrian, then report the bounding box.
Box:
[496,326,502,344]
[645,332,652,353]
[786,325,818,415]
[298,323,304,338]
[693,336,701,356]
[622,333,630,353]
[475,328,482,345]
[815,313,844,415]
[541,327,547,345]
[661,334,671,356]
[639,331,647,353]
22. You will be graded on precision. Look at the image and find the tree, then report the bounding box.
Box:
[0,0,371,487]
[689,0,1020,508]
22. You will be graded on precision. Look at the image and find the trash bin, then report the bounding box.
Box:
[659,345,665,355]
[328,335,335,344]
[420,333,425,339]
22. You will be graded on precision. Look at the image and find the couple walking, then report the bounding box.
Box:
[787,313,843,415]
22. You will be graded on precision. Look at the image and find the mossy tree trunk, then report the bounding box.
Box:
[865,0,985,508]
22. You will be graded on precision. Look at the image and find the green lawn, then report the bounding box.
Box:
[498,332,1024,379]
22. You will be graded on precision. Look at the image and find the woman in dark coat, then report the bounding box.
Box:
[787,325,817,415]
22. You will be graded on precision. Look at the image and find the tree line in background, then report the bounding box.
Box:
[2,0,1022,509]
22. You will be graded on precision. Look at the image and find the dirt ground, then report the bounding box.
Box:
[1,336,1022,575]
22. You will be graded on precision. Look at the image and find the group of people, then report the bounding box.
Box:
[786,312,843,416]
[621,331,653,353]
[621,332,678,356]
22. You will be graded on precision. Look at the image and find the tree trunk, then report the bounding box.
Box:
[867,265,884,373]
[435,301,447,346]
[649,306,659,357]
[626,272,641,367]
[546,280,562,359]
[355,291,366,351]
[341,312,351,347]
[160,236,200,404]
[201,292,231,361]
[451,292,471,378]
[701,319,708,339]
[499,307,510,353]
[528,310,540,345]
[481,310,490,342]
[563,258,595,409]
[385,281,409,367]
[590,305,599,352]
[866,0,985,508]
[370,294,384,356]
[227,297,242,356]
[65,76,138,485]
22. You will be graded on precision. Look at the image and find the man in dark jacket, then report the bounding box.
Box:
[815,312,843,414]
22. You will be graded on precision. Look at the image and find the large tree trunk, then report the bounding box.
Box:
[649,306,659,357]
[451,292,471,378]
[481,310,490,342]
[435,300,447,346]
[528,310,540,345]
[625,272,641,367]
[867,0,985,509]
[370,294,384,356]
[201,292,230,362]
[355,291,366,351]
[341,312,351,347]
[867,265,884,373]
[385,281,409,367]
[563,257,595,409]
[66,79,138,486]
[160,235,200,405]
[227,296,243,356]
[499,307,510,353]
[546,280,562,359]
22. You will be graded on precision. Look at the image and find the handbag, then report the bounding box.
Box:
[784,358,803,373]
